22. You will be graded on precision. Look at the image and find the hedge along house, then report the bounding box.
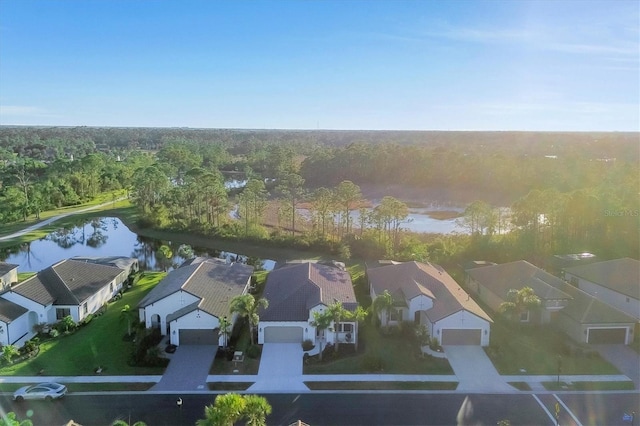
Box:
[368,261,493,346]
[0,259,130,347]
[138,257,253,346]
[257,262,358,346]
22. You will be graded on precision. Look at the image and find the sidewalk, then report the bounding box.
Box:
[1,373,632,391]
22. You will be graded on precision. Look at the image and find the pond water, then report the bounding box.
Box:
[1,217,275,273]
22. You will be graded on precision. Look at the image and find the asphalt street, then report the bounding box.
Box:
[1,392,637,426]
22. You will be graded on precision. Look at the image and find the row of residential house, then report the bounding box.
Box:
[0,254,637,351]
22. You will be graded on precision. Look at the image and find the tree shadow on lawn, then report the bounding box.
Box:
[486,320,620,375]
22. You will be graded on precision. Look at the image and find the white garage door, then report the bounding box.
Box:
[441,329,482,345]
[264,326,304,343]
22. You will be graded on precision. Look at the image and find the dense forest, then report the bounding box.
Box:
[0,126,638,266]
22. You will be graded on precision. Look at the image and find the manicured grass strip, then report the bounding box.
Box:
[0,272,167,376]
[303,323,453,375]
[304,381,458,391]
[542,381,635,391]
[208,382,254,391]
[507,382,532,391]
[0,383,155,392]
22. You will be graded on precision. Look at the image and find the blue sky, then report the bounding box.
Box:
[1,0,638,131]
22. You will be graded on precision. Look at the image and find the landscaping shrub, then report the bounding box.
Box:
[130,328,164,366]
[49,329,59,338]
[246,344,262,359]
[302,339,314,351]
[80,314,94,326]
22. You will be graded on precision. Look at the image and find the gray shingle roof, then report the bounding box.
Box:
[468,260,636,325]
[564,258,640,299]
[11,259,125,306]
[0,298,28,323]
[0,262,18,276]
[139,258,253,319]
[369,261,492,323]
[261,263,357,322]
[466,260,572,301]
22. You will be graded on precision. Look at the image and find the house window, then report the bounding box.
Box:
[110,283,114,292]
[627,297,630,303]
[389,308,401,321]
[56,308,71,320]
[339,323,353,333]
[519,311,530,323]
[83,303,88,314]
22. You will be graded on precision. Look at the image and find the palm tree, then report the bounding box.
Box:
[120,304,137,336]
[372,290,394,330]
[344,305,368,351]
[197,393,246,426]
[310,309,333,361]
[499,286,541,322]
[229,294,268,345]
[242,394,272,426]
[327,302,345,352]
[219,316,231,349]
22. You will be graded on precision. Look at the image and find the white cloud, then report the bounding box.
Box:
[0,105,46,116]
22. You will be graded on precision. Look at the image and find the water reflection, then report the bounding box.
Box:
[1,217,274,273]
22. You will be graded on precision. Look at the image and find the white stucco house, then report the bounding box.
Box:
[368,261,493,346]
[0,262,18,291]
[137,257,253,346]
[564,258,640,321]
[257,262,358,346]
[0,258,130,347]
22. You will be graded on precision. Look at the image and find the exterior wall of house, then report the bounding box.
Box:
[468,279,504,313]
[141,290,200,335]
[1,315,31,347]
[79,276,123,321]
[567,274,640,321]
[554,312,634,345]
[1,292,54,325]
[257,321,311,344]
[409,295,434,321]
[169,310,219,346]
[432,311,491,346]
[0,269,18,290]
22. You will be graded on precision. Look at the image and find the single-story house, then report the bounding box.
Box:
[258,262,358,345]
[0,262,19,291]
[138,257,253,346]
[466,260,573,324]
[564,258,640,321]
[71,256,140,278]
[0,258,130,347]
[368,261,493,346]
[466,260,637,345]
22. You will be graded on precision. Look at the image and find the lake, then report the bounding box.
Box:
[1,217,276,273]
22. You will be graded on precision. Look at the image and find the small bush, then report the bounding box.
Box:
[246,344,262,359]
[80,314,94,326]
[49,329,59,338]
[302,339,315,351]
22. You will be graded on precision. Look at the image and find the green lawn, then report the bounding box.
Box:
[542,381,635,391]
[304,381,458,390]
[303,322,453,375]
[486,320,620,375]
[0,272,167,376]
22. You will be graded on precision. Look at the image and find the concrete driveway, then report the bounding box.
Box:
[152,345,217,391]
[249,343,307,392]
[592,344,640,388]
[444,345,512,392]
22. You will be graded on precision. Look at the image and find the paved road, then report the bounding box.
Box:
[2,392,636,426]
[0,197,126,242]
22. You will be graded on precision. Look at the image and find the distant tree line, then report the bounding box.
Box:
[0,127,637,265]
